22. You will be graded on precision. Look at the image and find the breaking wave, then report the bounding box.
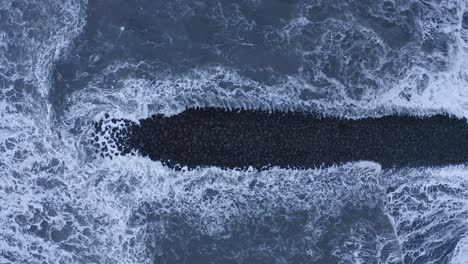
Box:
[1,0,468,263]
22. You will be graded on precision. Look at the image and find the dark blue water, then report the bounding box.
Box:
[1,0,468,263]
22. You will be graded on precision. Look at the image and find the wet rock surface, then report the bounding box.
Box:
[93,107,468,169]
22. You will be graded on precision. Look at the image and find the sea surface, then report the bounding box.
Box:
[1,0,468,263]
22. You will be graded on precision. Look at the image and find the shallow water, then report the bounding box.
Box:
[1,0,468,263]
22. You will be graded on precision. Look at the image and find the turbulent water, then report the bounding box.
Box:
[1,0,468,263]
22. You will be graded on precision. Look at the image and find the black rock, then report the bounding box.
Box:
[94,107,468,170]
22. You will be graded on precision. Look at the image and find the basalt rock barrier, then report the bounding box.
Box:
[92,107,468,169]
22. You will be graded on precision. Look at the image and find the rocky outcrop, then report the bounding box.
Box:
[92,107,468,169]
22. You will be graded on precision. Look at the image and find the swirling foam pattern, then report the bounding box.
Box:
[1,0,468,263]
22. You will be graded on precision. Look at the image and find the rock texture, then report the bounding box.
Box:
[92,107,468,169]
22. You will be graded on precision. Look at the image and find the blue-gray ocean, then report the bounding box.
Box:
[1,0,468,263]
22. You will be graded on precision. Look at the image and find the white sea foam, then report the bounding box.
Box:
[2,0,468,263]
[385,165,468,263]
[0,0,87,263]
[63,1,468,262]
[452,235,468,264]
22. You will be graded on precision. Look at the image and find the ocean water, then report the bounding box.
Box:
[1,0,468,263]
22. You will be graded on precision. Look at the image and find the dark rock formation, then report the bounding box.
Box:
[92,107,468,169]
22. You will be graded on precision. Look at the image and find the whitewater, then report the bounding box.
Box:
[1,0,468,263]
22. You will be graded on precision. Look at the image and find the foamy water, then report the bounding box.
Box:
[1,0,468,263]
